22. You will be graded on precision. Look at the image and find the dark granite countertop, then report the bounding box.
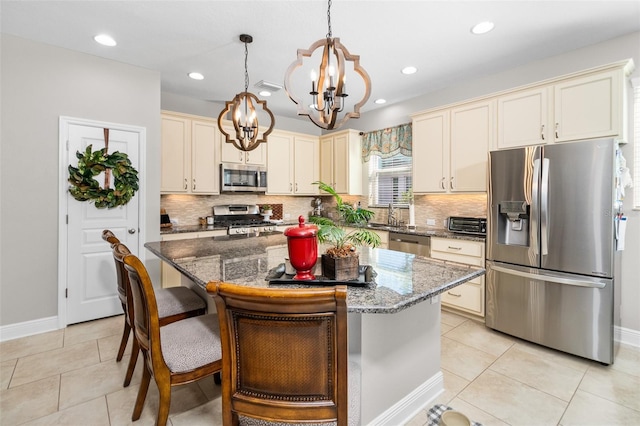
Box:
[145,232,485,314]
[161,221,485,242]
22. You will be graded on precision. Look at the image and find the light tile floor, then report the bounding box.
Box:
[1,311,639,425]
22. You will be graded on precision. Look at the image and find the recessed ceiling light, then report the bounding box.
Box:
[94,34,116,47]
[401,66,417,75]
[188,72,204,80]
[374,99,387,104]
[471,21,495,35]
[259,90,271,97]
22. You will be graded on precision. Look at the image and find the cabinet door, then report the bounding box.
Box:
[332,134,349,194]
[294,135,319,195]
[267,132,294,194]
[220,130,246,164]
[161,116,190,193]
[497,87,549,148]
[412,111,448,193]
[245,143,266,165]
[319,137,334,187]
[191,120,218,194]
[554,70,620,142]
[450,100,493,192]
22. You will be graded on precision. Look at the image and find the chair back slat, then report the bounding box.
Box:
[208,282,349,425]
[123,254,162,357]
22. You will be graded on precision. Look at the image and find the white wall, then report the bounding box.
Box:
[0,34,161,327]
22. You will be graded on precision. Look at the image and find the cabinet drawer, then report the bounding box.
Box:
[431,237,484,266]
[441,282,482,314]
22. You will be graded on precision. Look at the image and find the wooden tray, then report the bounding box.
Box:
[266,264,376,287]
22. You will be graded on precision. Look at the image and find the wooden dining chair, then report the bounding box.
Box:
[123,252,223,426]
[206,281,360,426]
[104,230,207,387]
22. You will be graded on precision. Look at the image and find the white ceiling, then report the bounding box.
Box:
[2,1,640,121]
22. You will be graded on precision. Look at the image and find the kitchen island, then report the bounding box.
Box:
[145,232,485,425]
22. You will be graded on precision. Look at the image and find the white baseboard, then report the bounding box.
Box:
[367,371,444,426]
[0,316,60,342]
[616,325,640,348]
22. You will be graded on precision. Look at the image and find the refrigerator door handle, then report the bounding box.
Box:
[540,157,550,256]
[490,264,606,288]
[531,158,541,255]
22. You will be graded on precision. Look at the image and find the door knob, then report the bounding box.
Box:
[128,228,136,234]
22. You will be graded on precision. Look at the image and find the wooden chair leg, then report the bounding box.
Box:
[116,320,131,362]
[123,338,139,387]
[156,381,172,426]
[132,361,151,421]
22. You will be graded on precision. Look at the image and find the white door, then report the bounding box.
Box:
[63,119,141,325]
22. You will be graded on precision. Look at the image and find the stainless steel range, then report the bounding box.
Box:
[212,204,278,235]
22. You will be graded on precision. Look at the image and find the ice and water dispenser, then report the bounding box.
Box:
[497,201,529,246]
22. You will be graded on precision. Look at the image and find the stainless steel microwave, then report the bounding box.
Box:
[220,163,267,193]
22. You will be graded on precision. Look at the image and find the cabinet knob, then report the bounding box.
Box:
[555,123,559,138]
[295,183,298,192]
[440,178,445,190]
[450,177,454,190]
[128,228,136,235]
[192,179,196,190]
[184,178,188,190]
[541,124,545,140]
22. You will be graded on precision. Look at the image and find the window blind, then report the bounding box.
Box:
[368,153,412,207]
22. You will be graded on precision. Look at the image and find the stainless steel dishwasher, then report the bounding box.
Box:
[388,232,430,257]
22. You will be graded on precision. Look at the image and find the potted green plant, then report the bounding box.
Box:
[308,181,381,280]
[260,204,273,215]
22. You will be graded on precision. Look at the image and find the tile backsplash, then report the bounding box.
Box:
[161,192,487,229]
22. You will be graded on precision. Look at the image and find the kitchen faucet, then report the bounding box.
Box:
[387,203,397,226]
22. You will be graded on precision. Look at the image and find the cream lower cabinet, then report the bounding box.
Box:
[266,130,319,195]
[160,230,226,287]
[161,112,219,194]
[430,237,485,318]
[320,129,362,195]
[412,99,494,193]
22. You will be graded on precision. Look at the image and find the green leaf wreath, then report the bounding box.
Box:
[68,144,139,209]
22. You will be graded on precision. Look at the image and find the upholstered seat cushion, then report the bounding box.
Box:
[160,314,222,373]
[239,360,361,426]
[156,287,206,319]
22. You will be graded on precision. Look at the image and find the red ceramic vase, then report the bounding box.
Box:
[284,216,318,280]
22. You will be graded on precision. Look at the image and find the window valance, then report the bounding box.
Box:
[361,123,412,161]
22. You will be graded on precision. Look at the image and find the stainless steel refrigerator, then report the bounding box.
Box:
[486,138,622,364]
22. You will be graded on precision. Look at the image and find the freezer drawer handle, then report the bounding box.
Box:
[490,265,606,289]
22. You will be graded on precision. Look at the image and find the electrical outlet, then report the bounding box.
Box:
[426,219,436,226]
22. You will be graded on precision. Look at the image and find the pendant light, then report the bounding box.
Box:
[218,34,275,152]
[284,0,371,130]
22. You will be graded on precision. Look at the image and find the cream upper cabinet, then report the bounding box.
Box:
[449,100,494,192]
[553,69,622,142]
[496,63,631,148]
[266,130,319,195]
[497,86,549,149]
[219,126,266,166]
[412,110,448,193]
[319,129,362,195]
[412,99,493,193]
[161,112,218,194]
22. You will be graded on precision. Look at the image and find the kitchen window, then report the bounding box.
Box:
[368,153,412,207]
[362,123,413,207]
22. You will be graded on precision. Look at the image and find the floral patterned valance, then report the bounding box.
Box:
[361,123,412,161]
